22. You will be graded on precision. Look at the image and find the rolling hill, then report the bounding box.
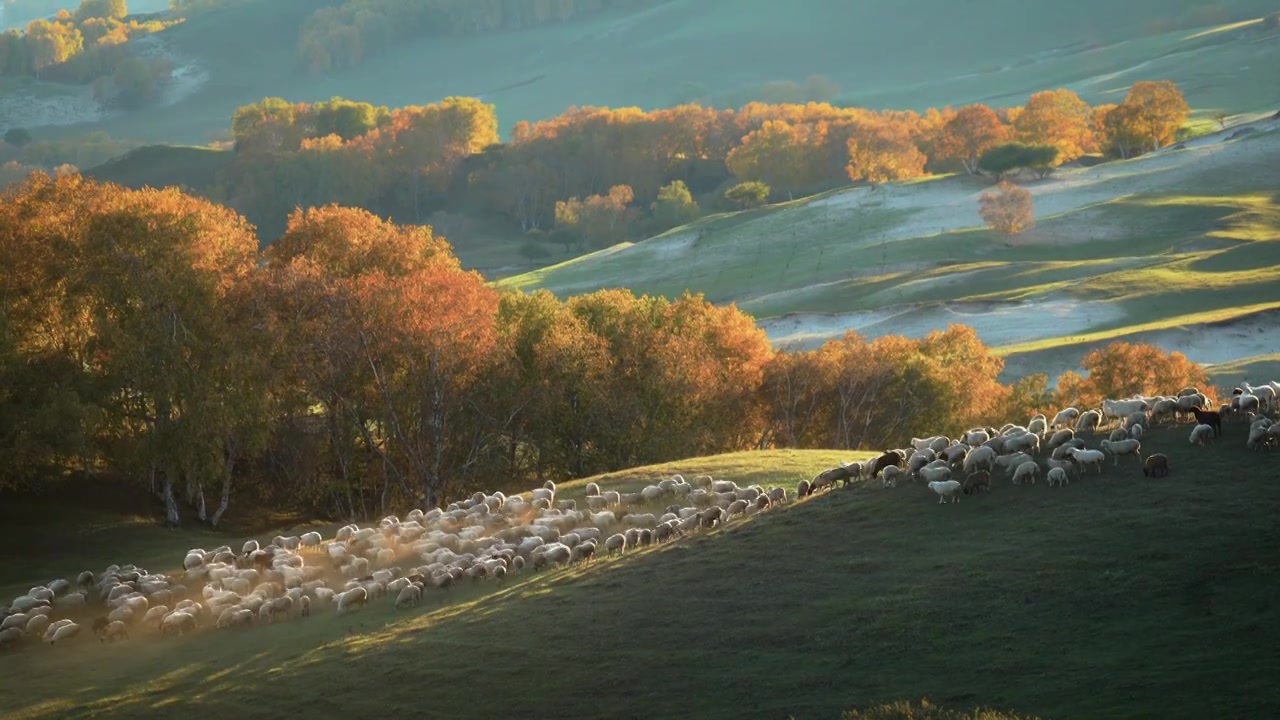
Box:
[500,116,1280,386]
[14,0,1280,145]
[1,423,1278,720]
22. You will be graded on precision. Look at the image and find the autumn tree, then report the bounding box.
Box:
[845,118,928,185]
[937,104,1009,174]
[726,120,822,200]
[1013,88,1098,164]
[979,180,1035,235]
[1056,342,1208,409]
[555,185,635,249]
[1115,80,1190,153]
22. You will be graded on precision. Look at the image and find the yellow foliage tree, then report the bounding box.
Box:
[1013,89,1098,164]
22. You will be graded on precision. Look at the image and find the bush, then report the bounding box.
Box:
[978,142,1059,178]
[978,180,1035,235]
[724,180,770,209]
[3,128,32,148]
[843,698,1039,720]
[518,239,552,261]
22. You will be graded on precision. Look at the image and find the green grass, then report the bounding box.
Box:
[2,426,1280,719]
[27,0,1280,146]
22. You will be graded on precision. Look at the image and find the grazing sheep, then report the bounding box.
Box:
[335,587,368,616]
[160,612,196,637]
[1100,438,1142,466]
[1142,454,1171,478]
[100,620,128,643]
[962,471,990,495]
[880,465,904,488]
[1108,428,1128,442]
[1066,447,1105,474]
[870,450,905,478]
[795,479,811,499]
[0,627,24,649]
[48,622,81,645]
[1045,466,1070,488]
[1190,407,1222,438]
[918,465,951,484]
[1075,410,1102,433]
[928,480,963,504]
[1051,408,1080,428]
[1129,423,1144,440]
[395,584,422,609]
[1189,423,1215,446]
[1011,461,1039,486]
[1045,428,1075,452]
[962,446,997,474]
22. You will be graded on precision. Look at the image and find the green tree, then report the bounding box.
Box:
[3,128,32,148]
[650,179,699,231]
[978,142,1059,178]
[724,180,770,209]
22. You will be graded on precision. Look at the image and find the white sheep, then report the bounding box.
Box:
[1011,461,1039,486]
[1129,423,1144,440]
[881,465,904,488]
[1100,438,1142,466]
[1051,408,1080,428]
[1045,466,1070,488]
[1066,447,1105,474]
[928,480,963,504]
[918,465,951,484]
[1189,423,1215,446]
[47,621,81,645]
[100,620,128,643]
[335,587,368,616]
[1074,410,1101,433]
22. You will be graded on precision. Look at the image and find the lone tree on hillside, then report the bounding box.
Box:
[979,181,1035,235]
[724,181,770,209]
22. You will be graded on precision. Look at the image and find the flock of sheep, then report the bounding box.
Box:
[2,381,1274,653]
[0,475,792,652]
[800,382,1279,505]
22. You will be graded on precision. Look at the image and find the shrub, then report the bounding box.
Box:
[842,698,1040,720]
[978,180,1035,235]
[518,239,552,261]
[3,128,32,148]
[724,180,770,209]
[978,142,1059,178]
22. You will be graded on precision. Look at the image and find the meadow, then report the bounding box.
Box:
[11,0,1279,146]
[501,119,1280,385]
[2,422,1279,720]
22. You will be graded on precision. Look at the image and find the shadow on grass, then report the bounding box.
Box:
[4,434,1280,720]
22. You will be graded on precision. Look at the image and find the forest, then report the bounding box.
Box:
[210,80,1189,245]
[0,172,1208,527]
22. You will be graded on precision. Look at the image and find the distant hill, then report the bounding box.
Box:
[30,0,1280,144]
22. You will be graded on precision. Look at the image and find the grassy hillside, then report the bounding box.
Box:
[502,120,1280,384]
[24,0,1280,145]
[2,424,1279,720]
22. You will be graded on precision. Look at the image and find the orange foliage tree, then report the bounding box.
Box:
[1014,89,1098,164]
[1054,342,1209,410]
[979,180,1035,235]
[937,104,1010,174]
[1115,80,1190,153]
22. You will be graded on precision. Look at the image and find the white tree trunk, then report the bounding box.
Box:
[161,476,180,527]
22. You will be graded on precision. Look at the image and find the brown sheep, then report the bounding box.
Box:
[1142,454,1171,478]
[796,479,811,498]
[963,471,991,495]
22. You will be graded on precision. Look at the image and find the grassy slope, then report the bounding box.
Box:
[502,125,1280,383]
[33,0,1280,146]
[3,426,1280,720]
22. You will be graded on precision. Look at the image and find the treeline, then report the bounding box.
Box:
[0,0,175,108]
[0,173,1208,525]
[217,81,1190,246]
[297,0,661,75]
